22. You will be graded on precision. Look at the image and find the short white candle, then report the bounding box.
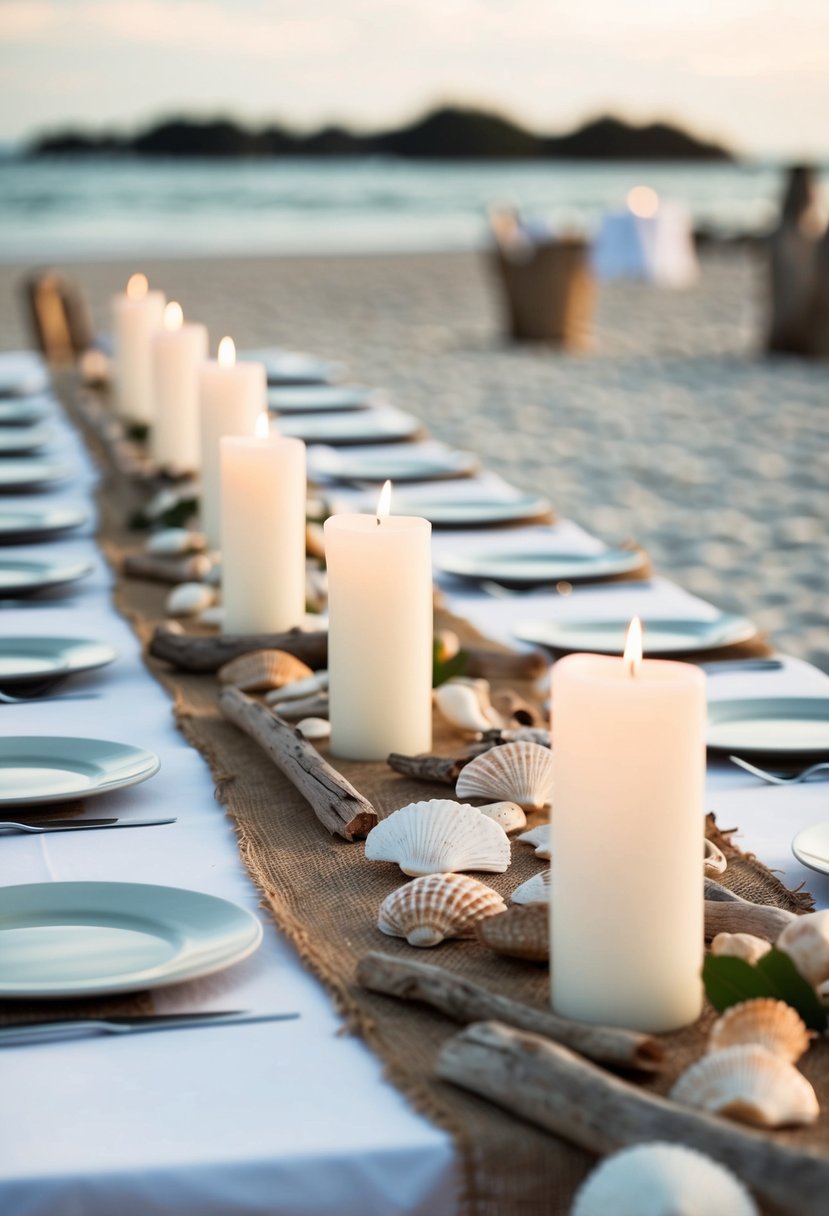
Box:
[111,274,166,423]
[324,483,432,761]
[198,337,265,549]
[220,415,307,634]
[550,619,705,1033]
[151,302,208,473]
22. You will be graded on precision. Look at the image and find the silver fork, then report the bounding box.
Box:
[729,756,829,785]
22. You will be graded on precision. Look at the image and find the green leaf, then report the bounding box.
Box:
[432,644,469,688]
[703,949,828,1032]
[755,949,828,1032]
[702,955,772,1010]
[126,422,150,443]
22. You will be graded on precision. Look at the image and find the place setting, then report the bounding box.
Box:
[0,502,89,545]
[0,424,52,457]
[0,555,94,600]
[268,383,383,414]
[239,347,347,386]
[276,406,424,447]
[308,442,481,485]
[0,457,74,493]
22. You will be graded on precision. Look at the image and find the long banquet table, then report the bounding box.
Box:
[1,350,827,1216]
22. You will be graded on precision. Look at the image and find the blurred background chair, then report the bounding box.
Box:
[21,269,110,383]
[766,165,828,355]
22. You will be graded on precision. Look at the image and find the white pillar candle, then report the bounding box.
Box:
[151,302,208,473]
[111,274,166,424]
[198,337,265,549]
[324,483,432,761]
[551,619,705,1033]
[220,416,307,634]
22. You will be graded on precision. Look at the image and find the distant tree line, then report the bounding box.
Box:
[28,106,732,161]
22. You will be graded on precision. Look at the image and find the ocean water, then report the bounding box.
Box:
[0,156,811,263]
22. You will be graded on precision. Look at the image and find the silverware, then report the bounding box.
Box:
[701,659,783,674]
[728,756,829,785]
[0,1010,300,1047]
[0,689,100,704]
[0,817,177,834]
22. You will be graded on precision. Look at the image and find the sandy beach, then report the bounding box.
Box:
[1,247,826,670]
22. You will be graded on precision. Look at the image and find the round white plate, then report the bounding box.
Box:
[0,557,93,598]
[0,426,51,456]
[0,737,160,806]
[0,637,117,688]
[314,448,479,484]
[792,823,829,877]
[268,384,379,414]
[0,398,51,427]
[0,503,88,545]
[0,459,72,493]
[0,361,49,399]
[438,545,646,584]
[395,494,553,530]
[240,347,346,386]
[0,881,263,998]
[515,613,757,656]
[278,408,422,447]
[707,698,829,757]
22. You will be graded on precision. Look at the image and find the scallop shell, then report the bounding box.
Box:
[217,650,314,692]
[296,716,330,741]
[378,873,506,947]
[455,740,554,811]
[272,693,329,722]
[510,869,551,906]
[165,582,215,617]
[708,998,812,1063]
[571,1142,758,1216]
[476,905,549,961]
[777,909,829,988]
[710,932,772,966]
[670,1044,819,1128]
[477,801,526,834]
[517,825,551,860]
[265,670,329,705]
[704,838,728,875]
[147,527,206,556]
[364,799,510,878]
[434,678,504,736]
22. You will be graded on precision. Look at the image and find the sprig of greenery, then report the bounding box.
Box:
[703,948,827,1032]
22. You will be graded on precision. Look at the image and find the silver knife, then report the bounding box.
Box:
[0,817,177,834]
[700,659,783,674]
[0,1010,300,1046]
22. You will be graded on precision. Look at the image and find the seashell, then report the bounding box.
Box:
[490,688,544,728]
[477,801,526,834]
[296,717,330,741]
[476,904,548,961]
[710,932,772,966]
[434,629,461,662]
[305,521,326,560]
[571,1142,758,1216]
[364,799,510,878]
[272,693,329,722]
[455,740,554,811]
[377,873,506,947]
[434,678,504,737]
[265,670,329,705]
[510,869,551,906]
[300,612,328,632]
[204,558,222,586]
[517,825,551,860]
[147,527,206,556]
[776,909,829,988]
[197,604,224,628]
[165,582,215,617]
[708,998,812,1064]
[217,649,314,692]
[670,1044,819,1128]
[704,838,727,875]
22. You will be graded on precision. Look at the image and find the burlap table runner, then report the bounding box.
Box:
[10,378,823,1216]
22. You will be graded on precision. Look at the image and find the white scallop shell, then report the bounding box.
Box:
[165,582,215,617]
[455,740,553,810]
[704,838,728,875]
[777,909,829,987]
[670,1044,819,1128]
[477,801,526,833]
[517,824,551,860]
[266,670,329,705]
[571,1142,758,1216]
[710,932,772,966]
[378,873,506,947]
[296,717,331,741]
[147,527,206,556]
[708,998,812,1064]
[510,869,551,906]
[364,799,511,877]
[434,679,504,736]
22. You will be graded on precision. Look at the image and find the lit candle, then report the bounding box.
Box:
[151,302,208,473]
[220,414,306,634]
[111,274,166,423]
[198,337,265,548]
[550,618,705,1032]
[324,483,432,760]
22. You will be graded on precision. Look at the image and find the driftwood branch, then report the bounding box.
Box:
[386,752,470,785]
[123,553,212,584]
[219,688,376,840]
[465,648,547,682]
[704,900,796,942]
[357,951,662,1073]
[437,1021,829,1216]
[150,624,328,672]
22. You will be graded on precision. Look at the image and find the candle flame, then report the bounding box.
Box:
[218,336,236,369]
[126,273,148,300]
[627,186,659,219]
[163,301,183,331]
[376,479,392,523]
[255,412,270,440]
[624,616,643,677]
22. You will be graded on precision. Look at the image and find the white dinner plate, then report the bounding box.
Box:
[0,360,49,399]
[0,425,51,456]
[792,823,829,877]
[0,557,93,598]
[0,737,160,806]
[0,398,51,427]
[268,384,380,414]
[312,447,479,484]
[278,408,422,447]
[514,613,757,656]
[0,637,117,688]
[707,698,829,757]
[240,347,347,386]
[0,459,72,493]
[0,881,263,998]
[437,546,647,585]
[394,493,553,530]
[0,503,88,545]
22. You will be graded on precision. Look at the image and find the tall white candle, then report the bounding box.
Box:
[220,416,307,634]
[151,302,208,473]
[551,619,705,1033]
[112,274,166,423]
[324,483,432,761]
[198,337,265,548]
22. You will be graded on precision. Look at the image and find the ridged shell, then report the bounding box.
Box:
[476,905,549,961]
[571,1142,758,1216]
[217,649,314,692]
[670,1044,819,1128]
[710,932,772,966]
[434,678,504,736]
[378,873,506,947]
[777,909,829,987]
[517,825,551,860]
[477,801,526,833]
[147,527,206,556]
[704,838,728,875]
[708,998,812,1063]
[272,693,329,721]
[165,582,215,617]
[296,716,330,741]
[456,740,554,811]
[510,869,551,906]
[265,670,329,705]
[364,799,510,878]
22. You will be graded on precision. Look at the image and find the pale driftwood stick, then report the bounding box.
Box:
[465,648,547,681]
[704,878,744,902]
[705,900,796,942]
[150,624,328,672]
[437,1021,829,1216]
[357,952,663,1073]
[219,688,376,840]
[123,553,212,584]
[387,752,469,785]
[480,727,551,748]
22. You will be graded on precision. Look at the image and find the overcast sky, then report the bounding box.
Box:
[1,0,828,154]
